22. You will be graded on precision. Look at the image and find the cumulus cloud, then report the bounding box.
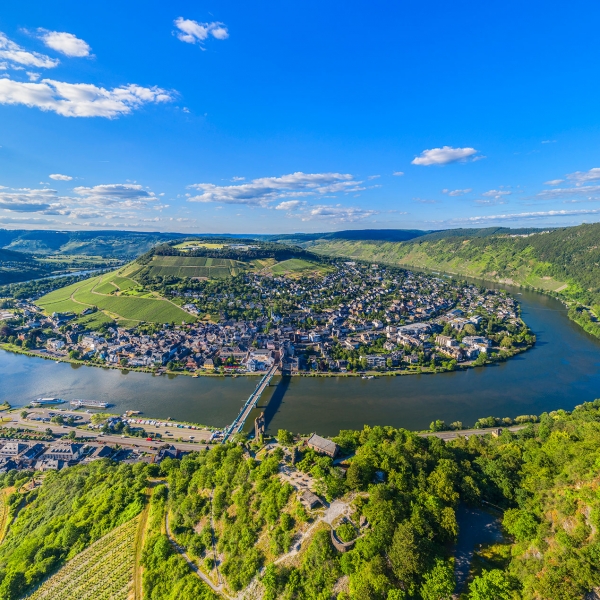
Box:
[74,183,157,207]
[231,176,245,181]
[392,171,404,176]
[0,187,62,213]
[442,188,472,196]
[482,189,511,199]
[536,185,600,201]
[367,175,380,180]
[412,146,480,166]
[187,172,364,206]
[49,173,72,181]
[566,167,600,184]
[0,32,58,69]
[300,205,378,223]
[0,78,173,117]
[37,30,91,57]
[174,18,229,45]
[459,208,600,222]
[544,179,564,186]
[275,200,303,210]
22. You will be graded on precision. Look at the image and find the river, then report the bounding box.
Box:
[1,287,600,436]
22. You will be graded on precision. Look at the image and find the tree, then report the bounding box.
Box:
[429,420,446,432]
[277,429,294,446]
[20,410,28,419]
[388,521,431,588]
[463,323,477,335]
[468,569,512,600]
[420,558,455,600]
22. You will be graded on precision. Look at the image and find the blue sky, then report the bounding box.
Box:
[1,1,600,233]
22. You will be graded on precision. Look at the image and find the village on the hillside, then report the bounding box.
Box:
[2,262,529,375]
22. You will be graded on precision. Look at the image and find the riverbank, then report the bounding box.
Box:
[0,340,533,379]
[1,285,598,435]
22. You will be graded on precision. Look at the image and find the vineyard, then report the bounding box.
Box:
[26,515,140,600]
[36,271,196,324]
[147,255,246,279]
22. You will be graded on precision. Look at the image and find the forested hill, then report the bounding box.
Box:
[309,222,600,308]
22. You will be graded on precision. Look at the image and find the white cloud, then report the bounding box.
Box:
[174,18,229,45]
[442,188,472,196]
[74,183,157,207]
[566,167,600,184]
[544,179,564,186]
[276,200,302,210]
[231,176,245,181]
[0,78,173,118]
[49,173,72,181]
[541,140,556,144]
[482,189,511,199]
[38,30,91,57]
[300,205,378,223]
[412,146,480,166]
[0,187,62,213]
[0,32,58,69]
[392,171,404,176]
[536,185,600,200]
[459,208,600,222]
[367,175,380,180]
[187,172,364,206]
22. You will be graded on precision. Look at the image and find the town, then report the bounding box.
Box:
[0,261,533,376]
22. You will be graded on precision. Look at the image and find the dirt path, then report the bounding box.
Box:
[165,511,233,599]
[0,487,15,544]
[132,483,157,600]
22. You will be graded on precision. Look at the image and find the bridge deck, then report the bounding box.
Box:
[222,363,278,442]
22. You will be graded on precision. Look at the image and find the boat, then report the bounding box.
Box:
[32,397,65,405]
[70,399,111,409]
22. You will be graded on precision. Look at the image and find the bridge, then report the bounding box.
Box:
[221,362,279,443]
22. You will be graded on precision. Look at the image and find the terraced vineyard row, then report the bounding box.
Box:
[26,515,140,600]
[37,271,195,324]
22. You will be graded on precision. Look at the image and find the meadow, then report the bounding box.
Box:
[37,270,196,324]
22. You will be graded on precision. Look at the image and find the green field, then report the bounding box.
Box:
[37,271,196,325]
[146,255,246,278]
[267,258,330,276]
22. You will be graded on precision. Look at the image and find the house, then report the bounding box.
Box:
[35,458,66,471]
[82,445,114,463]
[46,339,65,351]
[300,490,322,509]
[0,441,29,456]
[435,335,457,348]
[361,355,387,369]
[41,443,84,463]
[307,433,338,458]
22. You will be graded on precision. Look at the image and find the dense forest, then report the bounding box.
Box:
[1,400,599,599]
[152,400,600,599]
[140,240,321,264]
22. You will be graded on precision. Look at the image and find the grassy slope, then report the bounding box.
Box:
[312,223,600,307]
[267,258,332,277]
[37,270,195,324]
[27,515,140,600]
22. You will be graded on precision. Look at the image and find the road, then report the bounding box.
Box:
[420,424,526,441]
[223,362,278,441]
[1,413,214,453]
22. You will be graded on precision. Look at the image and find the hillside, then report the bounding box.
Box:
[310,223,600,308]
[36,266,196,326]
[0,230,194,258]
